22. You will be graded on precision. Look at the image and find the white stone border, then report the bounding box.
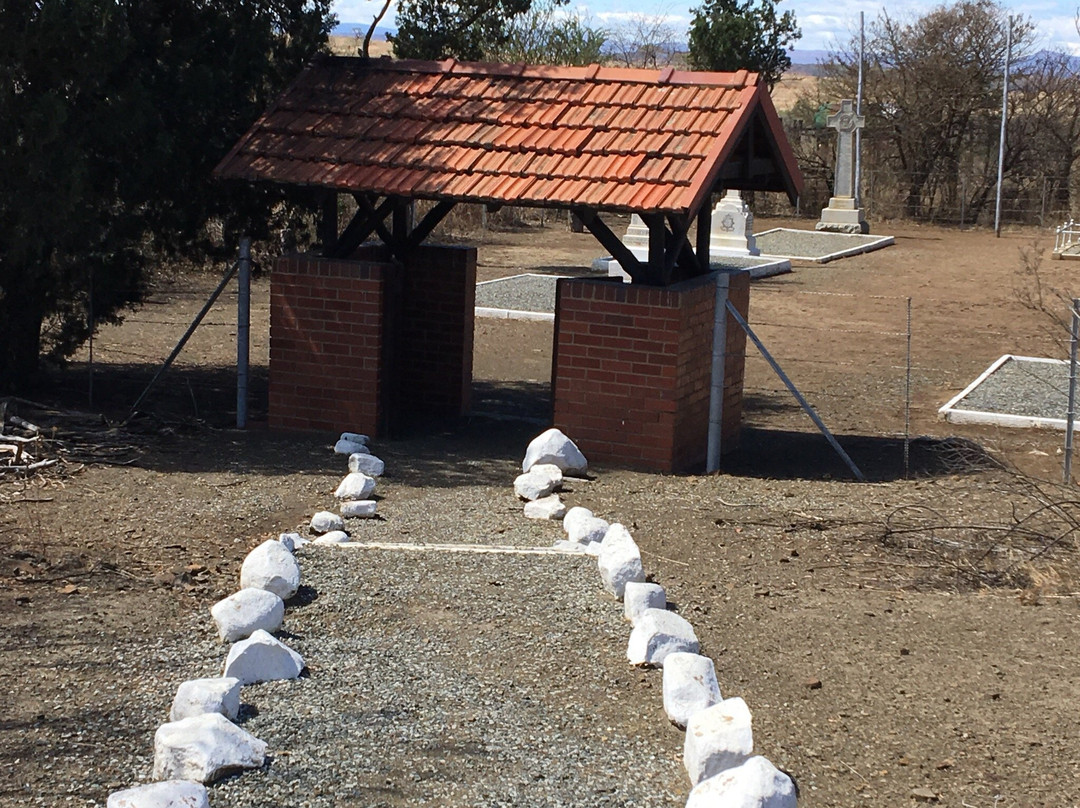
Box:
[755,227,895,264]
[474,272,566,321]
[939,354,1074,430]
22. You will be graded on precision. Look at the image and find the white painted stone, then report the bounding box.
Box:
[562,506,594,536]
[210,588,285,642]
[552,539,588,553]
[310,510,344,534]
[627,607,699,666]
[334,438,367,455]
[684,697,754,786]
[223,629,305,685]
[524,495,567,520]
[568,515,609,545]
[334,472,376,501]
[348,452,385,476]
[239,539,301,601]
[341,500,377,518]
[340,432,369,446]
[584,540,603,556]
[522,428,588,476]
[313,530,350,544]
[598,524,645,598]
[107,780,210,808]
[623,581,667,624]
[684,756,795,808]
[169,677,242,723]
[277,532,304,553]
[514,463,563,501]
[662,652,722,729]
[152,712,267,784]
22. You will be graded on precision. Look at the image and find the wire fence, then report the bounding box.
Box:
[753,167,1077,229]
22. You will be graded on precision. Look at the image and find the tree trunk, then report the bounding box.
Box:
[0,282,46,393]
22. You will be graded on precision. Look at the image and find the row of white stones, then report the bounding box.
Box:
[107,432,383,808]
[514,428,797,808]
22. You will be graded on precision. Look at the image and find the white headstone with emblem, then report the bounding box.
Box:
[817,98,870,234]
[710,191,760,256]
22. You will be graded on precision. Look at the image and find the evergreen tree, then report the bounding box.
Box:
[686,0,800,89]
[391,0,533,60]
[0,0,334,389]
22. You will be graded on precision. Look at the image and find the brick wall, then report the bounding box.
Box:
[269,253,388,433]
[552,271,749,473]
[268,245,476,436]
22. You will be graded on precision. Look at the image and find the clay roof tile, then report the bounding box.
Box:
[215,55,802,216]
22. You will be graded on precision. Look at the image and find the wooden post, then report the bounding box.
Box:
[696,197,713,273]
[319,191,339,253]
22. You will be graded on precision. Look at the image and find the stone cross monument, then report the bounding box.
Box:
[816,99,869,234]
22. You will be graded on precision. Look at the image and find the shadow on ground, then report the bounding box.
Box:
[722,428,1000,482]
[17,367,995,484]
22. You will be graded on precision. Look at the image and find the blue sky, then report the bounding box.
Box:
[333,0,1080,55]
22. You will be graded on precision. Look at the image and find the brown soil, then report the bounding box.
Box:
[3,217,1079,806]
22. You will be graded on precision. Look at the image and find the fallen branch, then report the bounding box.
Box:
[0,458,59,473]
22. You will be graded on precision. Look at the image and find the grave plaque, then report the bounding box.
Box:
[816,99,870,234]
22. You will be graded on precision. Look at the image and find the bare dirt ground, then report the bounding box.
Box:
[3,216,1080,807]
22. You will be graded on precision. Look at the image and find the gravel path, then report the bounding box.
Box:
[953,356,1070,419]
[91,470,686,808]
[206,548,684,807]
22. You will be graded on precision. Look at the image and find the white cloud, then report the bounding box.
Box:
[330,0,1080,54]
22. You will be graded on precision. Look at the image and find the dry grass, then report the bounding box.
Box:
[327,33,393,58]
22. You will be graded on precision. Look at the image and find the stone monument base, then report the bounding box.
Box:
[816,197,869,234]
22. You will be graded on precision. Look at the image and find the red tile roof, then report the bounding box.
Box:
[215,56,802,216]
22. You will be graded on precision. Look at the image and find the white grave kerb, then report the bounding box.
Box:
[817,99,870,234]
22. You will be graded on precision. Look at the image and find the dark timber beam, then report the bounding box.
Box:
[661,214,693,285]
[406,200,456,251]
[330,196,396,258]
[573,207,648,283]
[354,193,401,259]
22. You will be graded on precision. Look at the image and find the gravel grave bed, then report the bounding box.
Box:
[754,229,891,261]
[475,274,565,314]
[951,356,1070,419]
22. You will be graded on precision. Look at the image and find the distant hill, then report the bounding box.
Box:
[786,49,832,77]
[334,21,395,39]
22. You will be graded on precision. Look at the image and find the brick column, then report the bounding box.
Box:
[552,271,749,473]
[268,253,389,433]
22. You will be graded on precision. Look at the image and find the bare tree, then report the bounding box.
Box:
[606,13,680,69]
[817,0,1035,221]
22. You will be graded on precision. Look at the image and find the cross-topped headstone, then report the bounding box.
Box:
[827,99,864,199]
[816,98,870,234]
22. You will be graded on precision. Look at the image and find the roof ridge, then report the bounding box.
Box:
[321,55,761,88]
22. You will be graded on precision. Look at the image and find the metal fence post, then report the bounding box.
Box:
[905,297,912,478]
[1066,299,1079,484]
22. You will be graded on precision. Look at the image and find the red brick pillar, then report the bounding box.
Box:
[388,244,476,427]
[268,253,389,434]
[552,271,749,473]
